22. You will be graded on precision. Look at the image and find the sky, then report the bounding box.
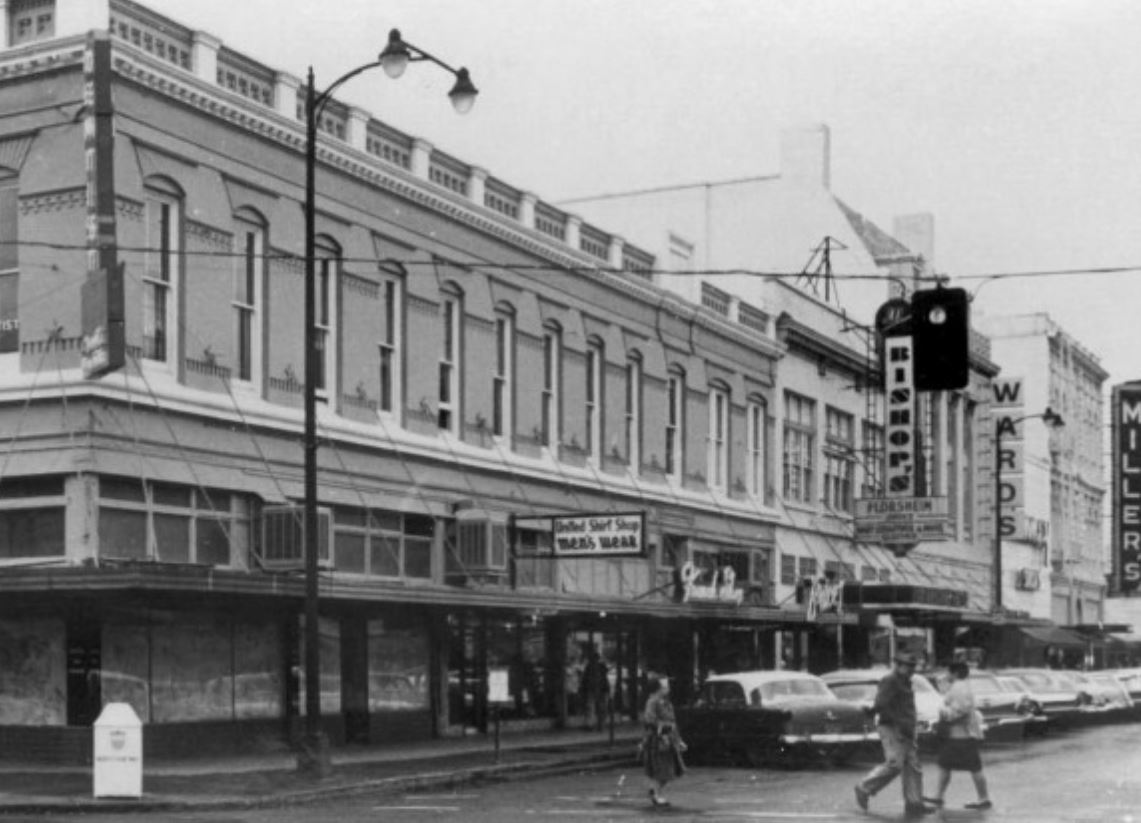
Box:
[146,0,1141,385]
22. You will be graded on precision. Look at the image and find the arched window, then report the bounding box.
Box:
[746,396,767,500]
[541,322,562,449]
[438,284,463,434]
[493,304,515,441]
[586,336,604,463]
[378,260,405,417]
[666,367,685,482]
[625,353,643,475]
[143,177,182,367]
[314,236,341,401]
[708,381,730,490]
[232,208,266,386]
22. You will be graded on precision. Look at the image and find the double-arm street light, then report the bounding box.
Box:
[300,30,477,775]
[992,406,1064,615]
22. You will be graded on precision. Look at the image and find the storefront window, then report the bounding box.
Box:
[0,617,65,725]
[102,612,283,723]
[298,616,341,714]
[367,619,429,711]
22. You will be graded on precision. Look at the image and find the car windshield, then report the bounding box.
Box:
[1010,671,1052,688]
[829,683,877,702]
[760,678,833,702]
[969,674,1002,694]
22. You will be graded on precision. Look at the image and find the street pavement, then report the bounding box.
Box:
[0,725,641,815]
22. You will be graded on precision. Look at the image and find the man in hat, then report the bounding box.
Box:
[854,651,933,817]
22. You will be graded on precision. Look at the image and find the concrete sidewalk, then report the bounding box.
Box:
[0,726,641,815]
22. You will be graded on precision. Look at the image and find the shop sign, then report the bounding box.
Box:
[993,377,1026,540]
[552,511,644,556]
[487,668,510,703]
[854,496,950,544]
[806,578,843,621]
[676,562,743,605]
[1113,383,1141,592]
[1016,568,1041,591]
[884,336,917,498]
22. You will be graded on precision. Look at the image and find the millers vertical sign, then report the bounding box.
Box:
[1113,382,1141,593]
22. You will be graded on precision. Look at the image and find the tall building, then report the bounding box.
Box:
[569,124,1014,668]
[975,313,1108,633]
[0,0,815,761]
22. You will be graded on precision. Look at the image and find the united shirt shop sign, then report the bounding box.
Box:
[551,512,645,557]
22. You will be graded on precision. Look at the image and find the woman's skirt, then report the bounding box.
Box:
[937,738,983,772]
[642,733,684,783]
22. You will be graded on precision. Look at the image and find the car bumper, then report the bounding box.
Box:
[779,731,877,745]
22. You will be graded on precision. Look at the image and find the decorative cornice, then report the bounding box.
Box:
[19,188,85,215]
[342,272,379,299]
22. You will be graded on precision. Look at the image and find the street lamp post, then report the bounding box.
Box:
[299,31,477,776]
[992,406,1064,615]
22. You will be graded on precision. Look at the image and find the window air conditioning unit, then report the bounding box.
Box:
[1015,568,1041,592]
[453,508,508,576]
[258,505,333,571]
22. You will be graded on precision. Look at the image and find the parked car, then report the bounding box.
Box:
[820,668,943,748]
[958,669,1032,742]
[1062,671,1135,723]
[995,675,1049,735]
[998,668,1085,728]
[1109,667,1141,712]
[676,670,877,768]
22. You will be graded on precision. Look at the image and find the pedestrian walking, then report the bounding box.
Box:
[925,661,992,811]
[581,648,610,731]
[854,651,934,818]
[640,675,686,807]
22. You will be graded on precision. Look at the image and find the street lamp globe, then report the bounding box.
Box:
[448,67,479,114]
[379,29,411,78]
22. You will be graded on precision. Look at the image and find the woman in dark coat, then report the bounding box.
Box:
[641,675,686,807]
[927,661,992,811]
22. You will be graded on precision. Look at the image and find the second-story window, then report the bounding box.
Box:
[708,385,729,490]
[493,308,514,439]
[541,324,561,449]
[823,407,855,512]
[232,213,264,385]
[625,355,642,474]
[143,180,181,367]
[746,398,767,500]
[314,240,340,401]
[9,0,54,46]
[666,369,685,481]
[586,339,603,462]
[861,421,885,498]
[438,289,462,434]
[782,391,815,504]
[378,273,403,416]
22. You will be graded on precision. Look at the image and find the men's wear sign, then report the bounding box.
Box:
[1113,383,1141,593]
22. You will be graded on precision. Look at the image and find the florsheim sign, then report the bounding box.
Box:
[854,497,950,545]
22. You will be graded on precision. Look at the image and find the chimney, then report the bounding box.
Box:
[780,124,831,190]
[892,213,935,277]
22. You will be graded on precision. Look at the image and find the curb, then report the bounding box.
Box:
[0,751,638,816]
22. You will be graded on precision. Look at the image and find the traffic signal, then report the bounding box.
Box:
[911,287,970,391]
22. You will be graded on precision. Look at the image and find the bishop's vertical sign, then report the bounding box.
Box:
[1113,382,1141,593]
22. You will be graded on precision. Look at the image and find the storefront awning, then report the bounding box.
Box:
[1017,625,1088,649]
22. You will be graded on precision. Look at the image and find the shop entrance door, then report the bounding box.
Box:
[446,614,486,733]
[66,619,101,727]
[566,627,638,726]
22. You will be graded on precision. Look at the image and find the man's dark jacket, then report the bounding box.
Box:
[872,669,917,738]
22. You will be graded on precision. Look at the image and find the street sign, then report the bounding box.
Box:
[854,496,950,544]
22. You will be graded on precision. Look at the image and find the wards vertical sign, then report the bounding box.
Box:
[1113,384,1141,593]
[992,377,1025,540]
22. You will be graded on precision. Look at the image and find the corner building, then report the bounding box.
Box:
[0,0,814,761]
